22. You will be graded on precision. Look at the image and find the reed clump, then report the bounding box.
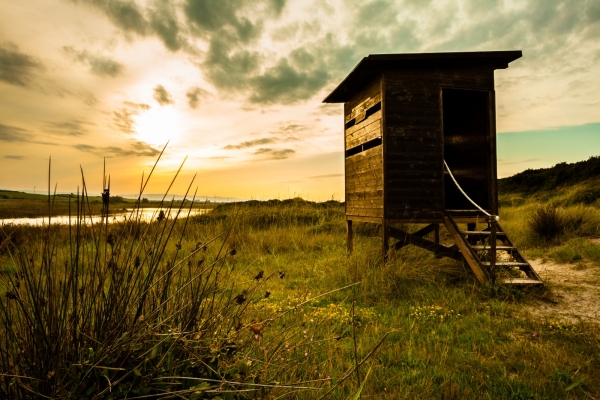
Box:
[0,182,348,399]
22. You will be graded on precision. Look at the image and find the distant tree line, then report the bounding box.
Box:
[498,156,600,195]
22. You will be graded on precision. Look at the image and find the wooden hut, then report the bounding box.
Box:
[323,51,542,285]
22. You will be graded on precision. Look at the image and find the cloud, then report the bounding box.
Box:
[224,137,276,149]
[314,104,341,116]
[75,0,148,35]
[0,123,35,142]
[62,46,124,77]
[498,158,541,165]
[186,86,211,108]
[148,0,185,51]
[153,84,174,105]
[113,102,150,134]
[73,139,160,157]
[248,58,330,104]
[0,42,43,87]
[45,119,95,137]
[307,173,343,179]
[253,148,295,160]
[73,0,185,51]
[4,155,24,160]
[69,0,599,110]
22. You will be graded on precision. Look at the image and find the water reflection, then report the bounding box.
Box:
[1,208,209,226]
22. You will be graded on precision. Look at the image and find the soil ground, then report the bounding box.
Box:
[525,254,600,324]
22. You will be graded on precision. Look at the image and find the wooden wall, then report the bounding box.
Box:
[383,67,496,221]
[344,77,384,219]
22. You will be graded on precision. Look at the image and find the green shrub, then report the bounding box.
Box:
[528,204,565,241]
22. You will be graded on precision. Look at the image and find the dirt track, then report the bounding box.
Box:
[526,257,600,324]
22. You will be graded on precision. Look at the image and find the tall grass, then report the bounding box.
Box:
[0,167,367,399]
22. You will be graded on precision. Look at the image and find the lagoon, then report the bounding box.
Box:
[0,207,209,226]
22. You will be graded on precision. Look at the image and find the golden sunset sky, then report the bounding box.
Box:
[1,0,599,200]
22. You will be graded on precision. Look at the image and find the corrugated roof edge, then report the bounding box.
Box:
[323,50,522,103]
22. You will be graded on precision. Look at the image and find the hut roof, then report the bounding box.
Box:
[323,50,522,103]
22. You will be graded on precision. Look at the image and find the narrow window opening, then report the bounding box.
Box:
[345,137,382,158]
[344,101,381,130]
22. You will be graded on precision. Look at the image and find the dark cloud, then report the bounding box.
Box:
[186,86,211,108]
[113,102,150,134]
[184,0,264,40]
[45,119,95,137]
[153,85,174,105]
[73,0,185,51]
[71,0,598,107]
[0,123,35,142]
[75,0,148,35]
[73,140,160,157]
[224,137,276,149]
[149,0,185,51]
[314,104,341,116]
[0,42,43,87]
[4,155,25,160]
[63,46,124,77]
[253,148,295,160]
[249,58,329,104]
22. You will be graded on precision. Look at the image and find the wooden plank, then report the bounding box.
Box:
[346,210,383,218]
[346,93,382,124]
[382,219,390,265]
[346,205,383,212]
[346,152,382,165]
[345,77,381,119]
[481,262,529,267]
[346,215,383,223]
[389,226,463,261]
[489,89,498,215]
[346,156,382,170]
[384,69,494,90]
[346,219,353,255]
[346,121,383,150]
[444,216,489,283]
[347,198,384,206]
[497,278,543,286]
[346,176,382,188]
[345,110,381,136]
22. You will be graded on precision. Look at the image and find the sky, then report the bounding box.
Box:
[0,0,599,201]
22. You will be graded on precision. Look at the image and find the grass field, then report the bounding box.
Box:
[1,192,599,399]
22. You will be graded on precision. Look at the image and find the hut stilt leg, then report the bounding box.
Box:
[382,219,389,266]
[346,219,353,256]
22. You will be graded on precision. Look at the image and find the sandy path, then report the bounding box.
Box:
[526,258,600,324]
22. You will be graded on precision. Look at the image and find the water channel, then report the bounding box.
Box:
[1,207,209,226]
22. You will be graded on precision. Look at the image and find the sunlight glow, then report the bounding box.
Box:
[135,106,182,146]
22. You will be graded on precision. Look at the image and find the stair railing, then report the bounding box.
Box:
[444,160,499,280]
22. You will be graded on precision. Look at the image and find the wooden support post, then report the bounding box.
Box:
[489,216,497,282]
[346,219,353,256]
[433,223,441,258]
[382,219,389,266]
[467,222,477,244]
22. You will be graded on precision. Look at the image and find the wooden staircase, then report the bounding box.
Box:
[443,215,543,285]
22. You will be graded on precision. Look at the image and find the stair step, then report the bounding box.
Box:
[471,245,515,250]
[498,277,544,285]
[481,262,530,267]
[462,231,506,235]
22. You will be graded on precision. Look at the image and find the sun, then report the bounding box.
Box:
[135,106,182,146]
